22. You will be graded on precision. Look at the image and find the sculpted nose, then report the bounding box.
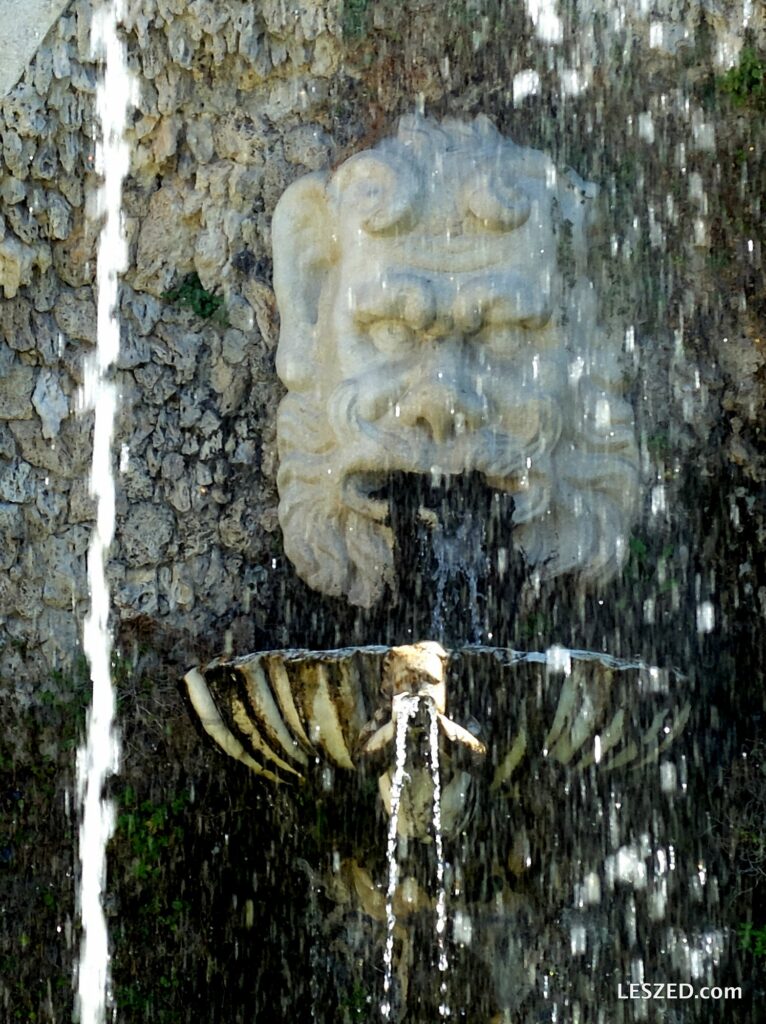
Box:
[396,351,486,443]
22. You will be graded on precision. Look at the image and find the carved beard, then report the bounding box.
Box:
[327,375,560,520]
[277,389,397,607]
[276,364,638,608]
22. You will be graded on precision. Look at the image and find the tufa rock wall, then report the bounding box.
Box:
[0,0,764,687]
[0,0,347,683]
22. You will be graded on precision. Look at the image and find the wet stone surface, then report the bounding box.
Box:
[0,0,764,1021]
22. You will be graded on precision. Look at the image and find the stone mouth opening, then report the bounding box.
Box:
[343,460,533,519]
[355,469,517,534]
[383,471,524,645]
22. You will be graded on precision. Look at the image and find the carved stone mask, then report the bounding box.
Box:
[273,115,639,607]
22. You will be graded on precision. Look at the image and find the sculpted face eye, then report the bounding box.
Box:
[367,320,416,354]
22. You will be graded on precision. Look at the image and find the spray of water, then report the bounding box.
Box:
[381,695,453,1020]
[76,3,134,1021]
[381,694,419,1021]
[426,511,485,643]
[428,703,450,1018]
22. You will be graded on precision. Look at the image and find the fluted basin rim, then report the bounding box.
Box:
[197,644,686,681]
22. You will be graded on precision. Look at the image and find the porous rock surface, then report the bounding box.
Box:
[0,0,347,684]
[0,7,764,1019]
[0,0,763,692]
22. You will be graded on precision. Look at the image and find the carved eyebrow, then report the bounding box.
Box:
[352,275,436,329]
[454,272,552,330]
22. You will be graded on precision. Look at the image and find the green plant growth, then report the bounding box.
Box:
[115,787,189,880]
[340,981,370,1020]
[341,0,371,38]
[162,272,227,322]
[623,536,676,590]
[111,787,191,1021]
[739,922,766,959]
[0,654,91,774]
[116,980,183,1018]
[115,969,186,1024]
[518,612,553,643]
[719,48,766,107]
[39,654,92,751]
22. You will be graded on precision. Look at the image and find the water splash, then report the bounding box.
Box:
[425,509,486,643]
[381,695,453,1020]
[381,694,419,1021]
[76,3,134,1022]
[428,702,450,1018]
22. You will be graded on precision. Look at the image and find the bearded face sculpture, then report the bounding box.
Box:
[272,115,639,608]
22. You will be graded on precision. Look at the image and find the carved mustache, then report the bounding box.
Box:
[327,376,561,524]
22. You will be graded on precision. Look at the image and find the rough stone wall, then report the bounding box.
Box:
[0,4,764,1021]
[0,0,348,684]
[0,0,764,689]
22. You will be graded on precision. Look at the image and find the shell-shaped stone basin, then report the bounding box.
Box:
[184,645,690,791]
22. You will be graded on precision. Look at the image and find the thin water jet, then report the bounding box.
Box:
[428,701,450,1018]
[381,693,452,1020]
[75,2,134,1021]
[0,5,761,1021]
[381,693,419,1021]
[185,642,689,1018]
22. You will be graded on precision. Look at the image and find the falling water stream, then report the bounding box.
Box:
[381,694,419,1022]
[75,2,133,1021]
[427,702,450,1019]
[427,510,485,644]
[381,693,452,1021]
[1,0,764,1019]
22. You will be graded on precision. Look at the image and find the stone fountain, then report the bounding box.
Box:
[185,115,689,1021]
